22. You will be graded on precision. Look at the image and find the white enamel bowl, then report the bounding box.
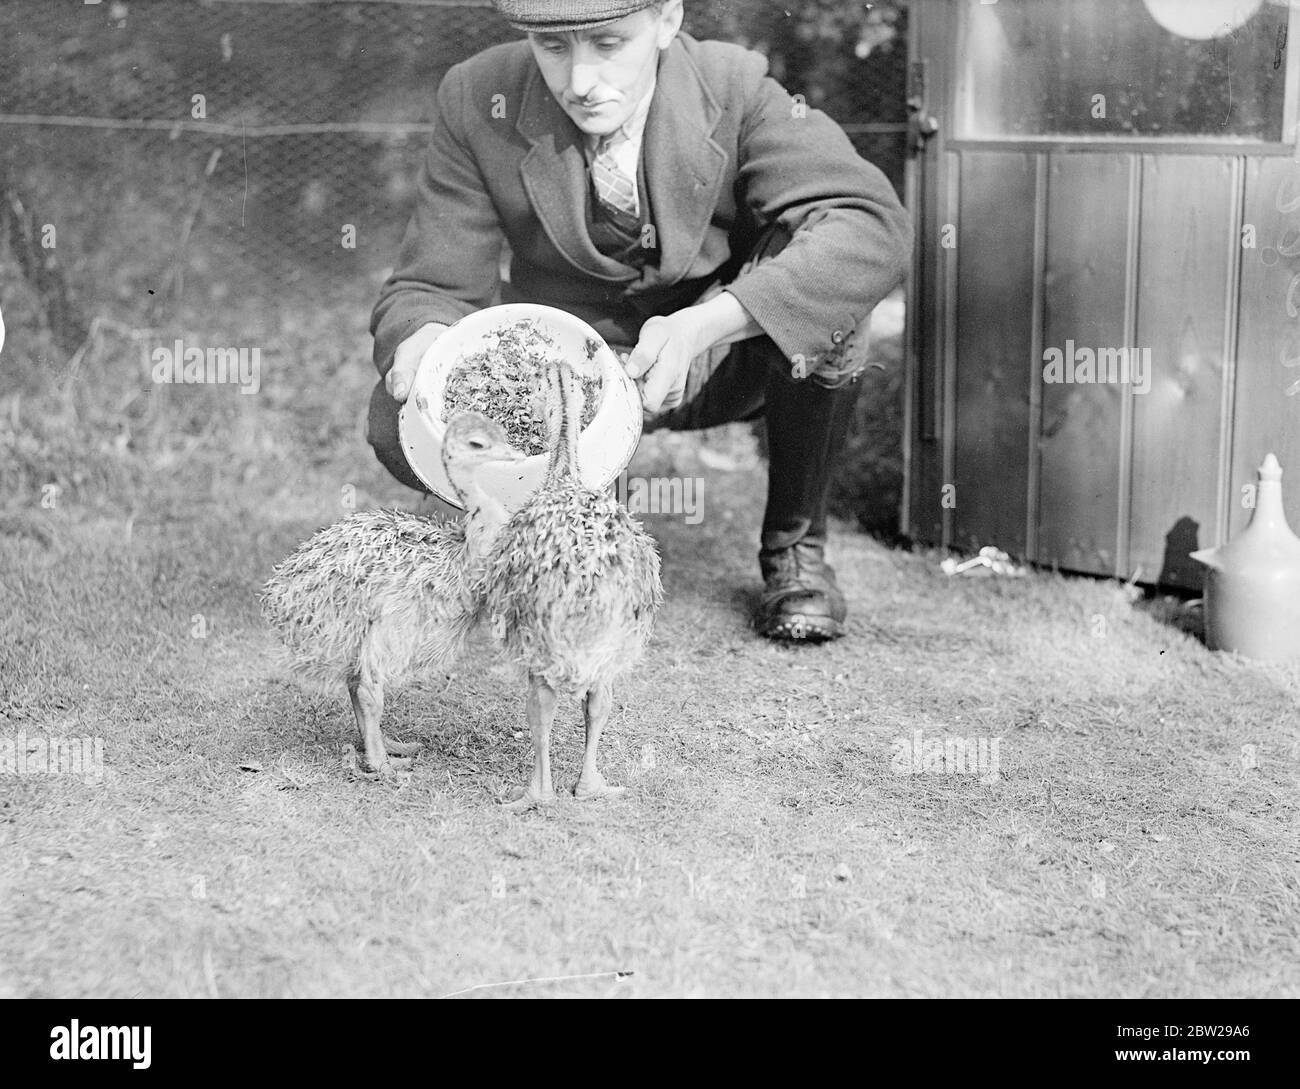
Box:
[397,303,643,512]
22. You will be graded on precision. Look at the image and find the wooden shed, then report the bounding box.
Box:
[902,0,1300,589]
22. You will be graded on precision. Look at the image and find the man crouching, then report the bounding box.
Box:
[368,0,912,641]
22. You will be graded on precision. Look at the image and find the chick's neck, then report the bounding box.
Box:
[546,365,584,485]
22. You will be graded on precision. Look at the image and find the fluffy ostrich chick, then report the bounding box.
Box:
[479,358,663,811]
[260,412,523,777]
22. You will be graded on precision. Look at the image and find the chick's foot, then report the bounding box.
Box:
[382,736,423,757]
[353,751,415,780]
[573,772,626,802]
[500,783,556,812]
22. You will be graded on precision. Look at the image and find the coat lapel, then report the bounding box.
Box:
[641,39,727,286]
[516,63,636,283]
[514,36,728,288]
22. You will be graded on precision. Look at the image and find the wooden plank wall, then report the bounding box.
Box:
[951,151,1036,555]
[912,149,1300,587]
[1037,153,1130,574]
[1129,156,1235,586]
[1233,156,1300,542]
[902,138,948,546]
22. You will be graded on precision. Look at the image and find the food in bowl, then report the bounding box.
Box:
[440,318,603,457]
[398,303,642,511]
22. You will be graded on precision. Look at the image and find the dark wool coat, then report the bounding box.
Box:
[371,32,912,377]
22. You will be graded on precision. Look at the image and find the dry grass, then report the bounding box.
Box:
[2,149,1298,996]
[2,346,1298,996]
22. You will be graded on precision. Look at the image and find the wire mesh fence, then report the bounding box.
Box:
[0,0,907,353]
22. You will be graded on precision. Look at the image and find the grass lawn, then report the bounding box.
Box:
[5,5,1295,1004]
[2,322,1298,996]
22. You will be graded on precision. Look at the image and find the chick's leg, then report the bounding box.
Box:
[348,674,412,778]
[502,673,557,811]
[574,679,625,801]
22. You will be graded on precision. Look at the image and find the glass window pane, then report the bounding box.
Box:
[956,0,1289,140]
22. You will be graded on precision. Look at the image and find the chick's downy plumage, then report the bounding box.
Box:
[260,509,478,693]
[483,484,660,693]
[259,412,522,777]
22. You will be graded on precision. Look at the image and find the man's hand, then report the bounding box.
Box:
[624,312,703,416]
[385,321,449,403]
[624,291,762,417]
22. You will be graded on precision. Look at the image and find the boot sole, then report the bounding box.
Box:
[759,613,845,642]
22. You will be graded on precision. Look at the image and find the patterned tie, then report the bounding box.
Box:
[590,128,638,218]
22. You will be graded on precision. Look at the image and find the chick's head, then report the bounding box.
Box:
[442,410,525,504]
[443,411,524,465]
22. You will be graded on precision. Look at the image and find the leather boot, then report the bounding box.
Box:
[756,365,862,641]
[758,533,847,640]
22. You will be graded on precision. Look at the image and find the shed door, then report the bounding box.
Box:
[903,0,1300,589]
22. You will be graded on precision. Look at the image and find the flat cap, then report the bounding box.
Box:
[491,0,661,33]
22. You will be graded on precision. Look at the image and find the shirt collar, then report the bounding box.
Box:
[585,78,656,151]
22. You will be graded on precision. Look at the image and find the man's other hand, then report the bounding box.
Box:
[624,312,703,417]
[624,291,761,417]
[386,321,449,403]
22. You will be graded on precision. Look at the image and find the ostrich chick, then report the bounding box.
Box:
[480,358,663,811]
[260,412,523,777]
